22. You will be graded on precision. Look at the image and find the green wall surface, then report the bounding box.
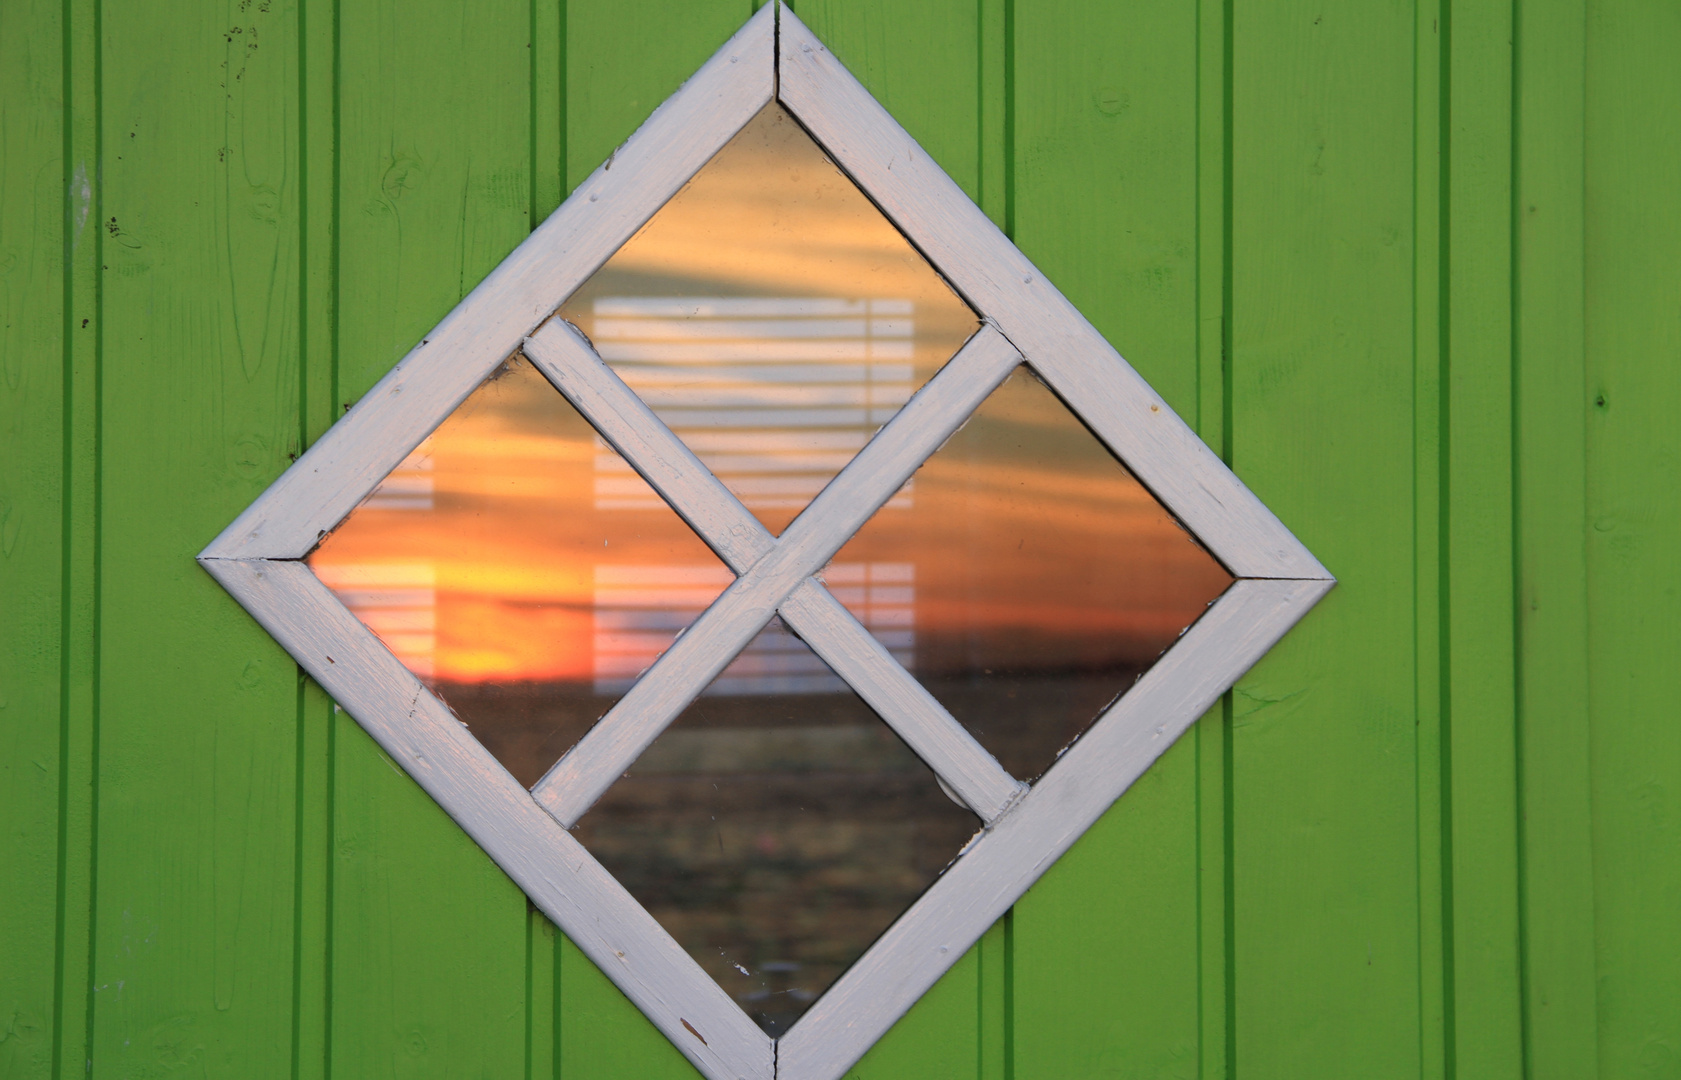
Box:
[1,1,1673,1077]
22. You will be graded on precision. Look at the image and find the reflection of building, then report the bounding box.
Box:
[593,562,914,696]
[591,295,918,514]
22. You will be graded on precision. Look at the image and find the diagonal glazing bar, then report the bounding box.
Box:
[523,318,1024,821]
[528,321,1023,827]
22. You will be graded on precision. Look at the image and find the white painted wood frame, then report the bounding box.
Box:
[199,5,1334,1079]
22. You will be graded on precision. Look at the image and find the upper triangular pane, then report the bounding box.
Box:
[558,104,980,535]
[307,355,732,787]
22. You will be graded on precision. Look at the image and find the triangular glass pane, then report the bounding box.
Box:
[307,355,732,787]
[572,616,980,1037]
[557,104,980,535]
[829,367,1235,783]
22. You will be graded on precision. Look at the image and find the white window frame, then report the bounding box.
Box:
[200,7,1333,1079]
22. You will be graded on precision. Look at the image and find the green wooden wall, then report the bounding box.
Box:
[2,1,1675,1077]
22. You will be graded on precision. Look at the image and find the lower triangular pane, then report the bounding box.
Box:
[572,617,979,1036]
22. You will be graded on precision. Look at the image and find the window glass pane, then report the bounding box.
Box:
[830,367,1235,782]
[558,104,979,535]
[573,618,979,1037]
[307,355,731,787]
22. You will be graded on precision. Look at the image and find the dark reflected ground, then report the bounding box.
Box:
[572,673,979,1038]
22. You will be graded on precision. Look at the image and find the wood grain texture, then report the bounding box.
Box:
[202,557,775,1080]
[1443,1,1526,1074]
[89,0,303,1074]
[532,325,1022,826]
[0,2,64,1075]
[523,318,1022,821]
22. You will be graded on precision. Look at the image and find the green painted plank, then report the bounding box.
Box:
[0,1,64,1075]
[1442,1,1525,1073]
[1412,3,1447,1078]
[840,949,980,1080]
[564,0,748,194]
[329,720,528,1077]
[1512,1,1598,1077]
[1226,3,1421,1076]
[1007,2,1203,1076]
[89,0,304,1074]
[557,936,696,1080]
[53,0,102,1073]
[555,4,746,1074]
[330,0,534,1073]
[1583,2,1681,1075]
[791,0,981,202]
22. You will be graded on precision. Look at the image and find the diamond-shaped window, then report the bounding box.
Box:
[830,366,1234,781]
[572,616,978,1038]
[205,9,1331,1079]
[307,354,733,787]
[558,104,979,535]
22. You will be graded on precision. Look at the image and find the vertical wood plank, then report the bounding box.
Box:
[1006,3,1203,1078]
[1513,0,1598,1076]
[1442,0,1525,1073]
[1194,0,1230,1072]
[330,0,533,1073]
[1583,2,1681,1076]
[0,1,64,1075]
[53,0,102,1073]
[1413,1,1448,1077]
[91,0,303,1074]
[792,0,981,201]
[564,0,746,194]
[1227,3,1421,1076]
[554,3,746,1074]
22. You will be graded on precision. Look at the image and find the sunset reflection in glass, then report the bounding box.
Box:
[307,356,732,787]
